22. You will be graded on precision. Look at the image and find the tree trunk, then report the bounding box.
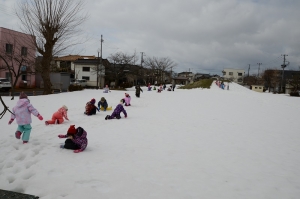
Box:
[41,53,52,95]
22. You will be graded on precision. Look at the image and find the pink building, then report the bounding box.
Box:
[0,27,36,88]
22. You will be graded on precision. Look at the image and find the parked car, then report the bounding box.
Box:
[70,79,87,87]
[0,78,12,91]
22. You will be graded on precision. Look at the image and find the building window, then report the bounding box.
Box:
[238,73,243,76]
[6,44,13,54]
[21,65,27,72]
[255,87,258,89]
[21,74,27,81]
[5,72,10,80]
[229,72,233,75]
[82,67,90,72]
[82,76,90,80]
[21,47,27,56]
[238,78,242,82]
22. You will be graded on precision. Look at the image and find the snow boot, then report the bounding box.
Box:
[23,141,28,144]
[45,121,49,125]
[105,115,110,120]
[15,131,22,139]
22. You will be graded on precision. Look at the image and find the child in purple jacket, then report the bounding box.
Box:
[58,125,88,153]
[105,99,127,120]
[8,92,43,144]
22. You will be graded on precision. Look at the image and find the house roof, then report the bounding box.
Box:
[74,58,110,66]
[173,77,188,80]
[54,55,96,61]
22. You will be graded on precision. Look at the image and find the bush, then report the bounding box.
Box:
[68,84,83,92]
[289,91,299,97]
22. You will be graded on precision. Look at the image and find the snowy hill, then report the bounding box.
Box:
[0,83,299,199]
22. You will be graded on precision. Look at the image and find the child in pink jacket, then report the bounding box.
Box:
[123,93,131,106]
[45,105,69,125]
[8,92,43,144]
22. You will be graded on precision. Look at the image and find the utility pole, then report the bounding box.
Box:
[100,35,104,88]
[280,54,288,93]
[139,52,145,85]
[248,64,250,77]
[257,63,262,77]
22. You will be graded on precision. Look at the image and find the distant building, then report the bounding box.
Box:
[250,85,264,93]
[222,69,245,84]
[0,27,36,88]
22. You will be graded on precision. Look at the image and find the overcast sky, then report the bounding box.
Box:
[1,0,300,75]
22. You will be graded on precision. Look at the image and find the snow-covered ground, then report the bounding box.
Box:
[1,82,300,199]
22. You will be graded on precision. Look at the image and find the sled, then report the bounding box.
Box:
[101,106,112,111]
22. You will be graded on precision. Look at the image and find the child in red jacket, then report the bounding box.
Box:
[45,105,69,125]
[58,125,88,153]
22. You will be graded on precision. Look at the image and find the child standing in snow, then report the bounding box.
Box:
[58,125,88,153]
[8,92,43,144]
[98,97,108,111]
[135,85,143,98]
[45,105,69,125]
[84,98,99,115]
[105,99,127,120]
[123,93,131,106]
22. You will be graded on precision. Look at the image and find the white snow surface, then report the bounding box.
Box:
[1,82,300,199]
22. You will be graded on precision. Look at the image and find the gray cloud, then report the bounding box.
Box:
[1,0,299,74]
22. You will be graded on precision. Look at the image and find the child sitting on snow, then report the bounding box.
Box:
[58,125,88,153]
[8,92,43,144]
[84,98,99,115]
[103,85,110,93]
[105,99,127,120]
[123,93,131,106]
[45,105,69,125]
[98,97,108,111]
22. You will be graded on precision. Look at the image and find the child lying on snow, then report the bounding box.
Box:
[58,125,88,153]
[45,105,69,125]
[105,99,127,120]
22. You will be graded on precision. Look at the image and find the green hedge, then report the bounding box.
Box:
[68,84,83,92]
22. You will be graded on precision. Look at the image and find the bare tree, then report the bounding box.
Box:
[144,57,176,84]
[107,52,135,87]
[16,0,87,94]
[261,69,280,92]
[0,96,13,119]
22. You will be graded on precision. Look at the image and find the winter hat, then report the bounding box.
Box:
[19,92,28,99]
[90,98,96,104]
[67,125,76,134]
[120,99,125,103]
[101,97,106,102]
[62,105,68,111]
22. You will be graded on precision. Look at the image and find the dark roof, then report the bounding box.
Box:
[74,58,110,66]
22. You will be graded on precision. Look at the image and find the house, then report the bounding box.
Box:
[222,68,245,84]
[0,27,36,88]
[73,58,109,88]
[194,73,211,81]
[250,85,264,93]
[172,77,189,85]
[178,72,194,84]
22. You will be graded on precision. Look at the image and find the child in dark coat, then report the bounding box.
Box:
[84,98,99,115]
[58,125,88,153]
[98,97,108,111]
[105,99,127,120]
[135,85,143,97]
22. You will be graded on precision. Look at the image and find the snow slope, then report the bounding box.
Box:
[0,82,299,199]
